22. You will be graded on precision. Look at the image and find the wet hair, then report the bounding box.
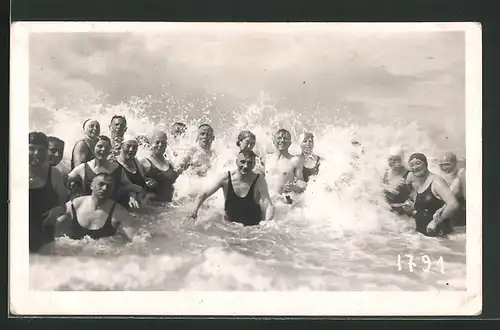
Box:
[237,149,257,159]
[198,124,214,133]
[47,136,65,146]
[29,132,49,148]
[92,172,115,185]
[97,135,112,145]
[173,122,187,129]
[273,128,291,139]
[110,115,127,126]
[236,130,256,147]
[408,152,428,167]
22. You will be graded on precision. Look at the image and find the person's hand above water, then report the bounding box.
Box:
[128,196,140,209]
[145,177,158,189]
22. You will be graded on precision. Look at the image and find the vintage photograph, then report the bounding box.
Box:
[11,22,481,315]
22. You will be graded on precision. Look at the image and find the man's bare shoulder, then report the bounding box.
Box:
[72,196,88,207]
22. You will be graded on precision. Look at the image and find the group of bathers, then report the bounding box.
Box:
[28,115,467,253]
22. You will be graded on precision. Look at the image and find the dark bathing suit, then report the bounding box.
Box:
[70,139,94,170]
[146,158,178,202]
[413,181,452,236]
[225,172,261,226]
[69,201,117,240]
[29,167,59,253]
[383,170,411,214]
[302,156,321,182]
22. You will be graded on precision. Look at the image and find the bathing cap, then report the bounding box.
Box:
[29,132,49,148]
[236,130,256,147]
[82,119,99,131]
[122,134,137,143]
[408,153,428,167]
[388,146,404,158]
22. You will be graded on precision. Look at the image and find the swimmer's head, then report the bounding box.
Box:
[388,146,405,169]
[439,151,458,173]
[197,124,215,149]
[408,152,428,177]
[150,130,168,155]
[120,135,139,160]
[47,136,65,166]
[236,150,257,175]
[299,132,314,154]
[93,135,112,160]
[273,129,292,151]
[82,119,101,139]
[236,130,256,151]
[109,115,127,137]
[29,131,49,167]
[171,122,187,139]
[91,172,115,201]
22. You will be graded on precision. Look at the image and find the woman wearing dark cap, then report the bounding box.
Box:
[407,152,459,236]
[29,132,67,253]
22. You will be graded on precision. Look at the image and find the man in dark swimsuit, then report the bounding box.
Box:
[46,173,136,241]
[29,132,67,253]
[189,150,275,226]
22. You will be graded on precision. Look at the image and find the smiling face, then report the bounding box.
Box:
[121,139,139,160]
[93,139,112,160]
[239,136,256,152]
[273,131,292,151]
[388,155,403,170]
[109,117,127,138]
[300,134,314,154]
[84,120,101,139]
[408,158,428,177]
[29,143,48,168]
[151,132,167,155]
[236,152,256,175]
[197,126,215,149]
[91,175,115,201]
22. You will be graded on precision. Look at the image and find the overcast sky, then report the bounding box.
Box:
[29,28,465,153]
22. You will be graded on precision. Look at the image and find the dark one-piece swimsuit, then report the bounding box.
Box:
[146,158,178,202]
[68,201,118,240]
[117,159,147,208]
[413,181,452,236]
[29,166,59,253]
[224,172,262,226]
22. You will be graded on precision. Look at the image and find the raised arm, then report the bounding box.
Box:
[257,175,275,221]
[189,173,225,219]
[72,140,91,168]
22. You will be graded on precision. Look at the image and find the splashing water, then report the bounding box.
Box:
[29,93,465,291]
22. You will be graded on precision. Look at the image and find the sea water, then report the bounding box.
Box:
[28,94,466,291]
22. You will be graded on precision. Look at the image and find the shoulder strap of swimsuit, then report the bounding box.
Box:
[47,165,53,181]
[249,174,260,192]
[403,170,410,179]
[70,200,78,223]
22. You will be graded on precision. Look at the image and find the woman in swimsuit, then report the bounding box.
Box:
[116,135,158,206]
[407,153,459,237]
[70,119,101,170]
[236,130,266,174]
[67,135,141,209]
[381,147,412,215]
[140,130,179,203]
[297,132,321,183]
[29,132,68,253]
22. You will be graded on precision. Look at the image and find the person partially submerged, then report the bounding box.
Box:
[381,147,412,214]
[71,119,100,169]
[68,135,141,209]
[407,153,459,237]
[189,150,275,226]
[236,130,265,174]
[178,124,216,177]
[45,173,137,241]
[437,151,466,227]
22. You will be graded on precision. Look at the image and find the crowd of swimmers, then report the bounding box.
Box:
[28,115,467,254]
